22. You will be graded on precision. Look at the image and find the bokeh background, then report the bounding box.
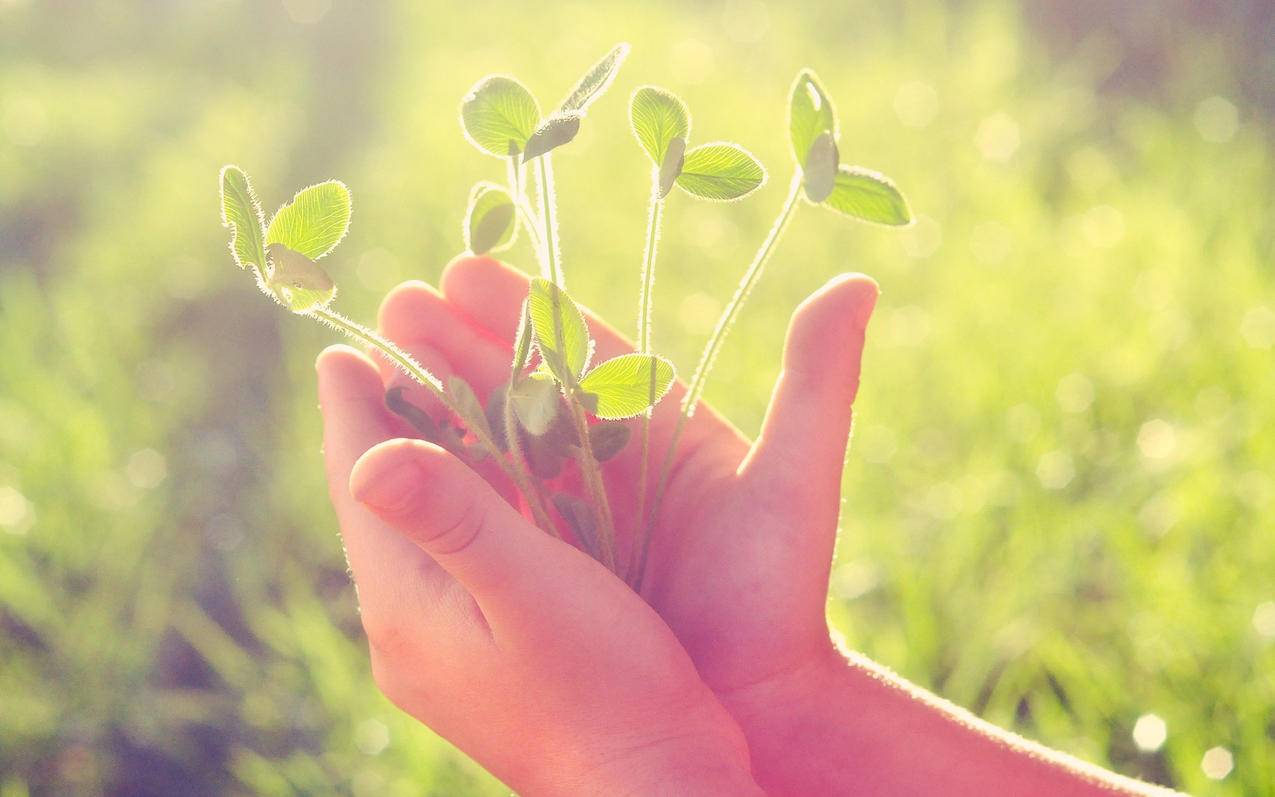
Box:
[2,1,1273,794]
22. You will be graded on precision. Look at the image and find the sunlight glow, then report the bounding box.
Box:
[1132,714,1166,752]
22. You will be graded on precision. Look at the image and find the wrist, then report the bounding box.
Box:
[558,737,766,797]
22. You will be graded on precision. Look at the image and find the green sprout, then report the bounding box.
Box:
[219,56,910,580]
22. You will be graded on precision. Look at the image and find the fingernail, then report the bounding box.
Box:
[351,452,424,514]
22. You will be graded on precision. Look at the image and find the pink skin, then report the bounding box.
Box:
[320,255,1179,797]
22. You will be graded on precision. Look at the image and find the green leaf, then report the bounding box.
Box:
[630,86,691,166]
[461,75,541,157]
[385,387,442,441]
[589,422,631,462]
[552,493,599,557]
[803,131,839,203]
[675,142,767,201]
[219,165,267,276]
[789,69,837,166]
[509,374,559,437]
[560,43,630,113]
[464,182,516,254]
[822,165,912,226]
[526,435,566,479]
[512,299,534,371]
[522,112,582,162]
[447,376,493,441]
[265,180,351,261]
[265,243,336,313]
[484,383,509,451]
[528,278,592,383]
[578,353,676,420]
[658,137,687,198]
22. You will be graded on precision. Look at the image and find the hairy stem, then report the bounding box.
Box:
[310,307,556,534]
[631,174,663,581]
[506,156,543,256]
[635,171,805,589]
[535,153,618,568]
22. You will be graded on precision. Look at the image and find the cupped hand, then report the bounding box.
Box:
[316,346,765,796]
[379,255,875,716]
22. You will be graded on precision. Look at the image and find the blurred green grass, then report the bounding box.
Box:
[2,1,1272,794]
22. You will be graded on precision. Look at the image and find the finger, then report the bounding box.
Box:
[350,437,588,627]
[316,345,445,616]
[738,274,878,502]
[377,280,511,400]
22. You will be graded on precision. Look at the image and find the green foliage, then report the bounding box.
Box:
[219,165,266,276]
[264,180,351,260]
[527,277,592,383]
[461,76,541,157]
[630,86,691,166]
[509,374,559,436]
[521,112,582,162]
[589,422,631,462]
[676,142,767,201]
[560,43,630,113]
[789,69,837,166]
[464,182,516,254]
[265,243,336,313]
[803,131,839,202]
[823,166,911,225]
[578,354,676,419]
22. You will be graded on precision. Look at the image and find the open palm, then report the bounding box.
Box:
[373,254,877,698]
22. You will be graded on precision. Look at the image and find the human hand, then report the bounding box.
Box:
[381,255,875,774]
[316,346,767,796]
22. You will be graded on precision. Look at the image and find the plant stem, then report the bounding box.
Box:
[534,153,619,568]
[310,307,556,534]
[506,156,543,256]
[634,171,805,589]
[631,174,663,581]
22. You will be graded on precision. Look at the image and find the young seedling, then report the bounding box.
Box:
[458,44,683,564]
[634,69,913,588]
[627,86,766,576]
[216,165,558,533]
[220,54,911,580]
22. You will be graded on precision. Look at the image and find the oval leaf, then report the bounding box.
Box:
[552,493,600,558]
[803,131,839,203]
[561,43,630,113]
[630,86,691,166]
[512,298,534,371]
[589,422,631,462]
[658,136,687,198]
[522,112,582,162]
[823,165,912,226]
[464,182,517,254]
[528,278,592,383]
[447,375,493,442]
[219,165,267,276]
[675,142,767,202]
[510,374,560,437]
[461,75,541,157]
[484,383,509,451]
[789,69,837,166]
[578,353,676,420]
[265,243,336,313]
[265,180,351,261]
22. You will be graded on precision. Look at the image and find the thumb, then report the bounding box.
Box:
[739,273,878,501]
[349,438,552,616]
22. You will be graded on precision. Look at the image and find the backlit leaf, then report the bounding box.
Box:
[461,75,541,157]
[528,278,592,383]
[447,376,493,441]
[789,69,837,166]
[658,137,687,198]
[676,142,767,201]
[265,243,335,313]
[560,43,630,113]
[803,131,839,203]
[630,86,690,166]
[510,374,560,437]
[552,493,599,557]
[219,165,267,276]
[464,182,516,254]
[589,422,631,462]
[822,165,912,226]
[578,353,675,419]
[265,180,351,261]
[522,112,582,162]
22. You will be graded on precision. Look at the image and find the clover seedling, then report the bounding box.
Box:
[219,56,910,581]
